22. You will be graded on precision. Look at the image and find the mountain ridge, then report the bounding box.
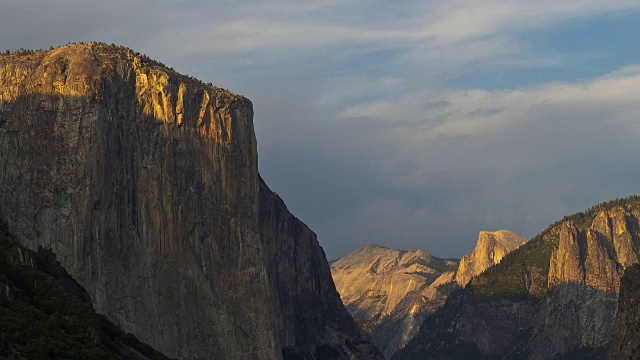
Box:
[0,42,382,360]
[330,229,526,358]
[331,245,458,358]
[456,230,528,287]
[395,195,640,359]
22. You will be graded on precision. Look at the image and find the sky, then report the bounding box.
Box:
[3,1,640,260]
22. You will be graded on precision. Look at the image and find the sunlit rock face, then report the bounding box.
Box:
[331,245,459,358]
[330,230,527,358]
[455,230,528,287]
[395,201,640,360]
[548,208,639,293]
[0,43,381,360]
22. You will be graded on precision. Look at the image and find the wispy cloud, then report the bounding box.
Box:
[146,0,640,78]
[423,0,640,42]
[2,0,640,259]
[342,64,640,118]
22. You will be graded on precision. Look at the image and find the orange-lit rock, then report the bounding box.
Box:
[0,43,381,360]
[456,230,527,287]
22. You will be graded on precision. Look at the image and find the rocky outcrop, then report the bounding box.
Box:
[0,43,380,360]
[395,199,640,360]
[331,245,458,358]
[608,264,640,359]
[330,231,527,359]
[455,230,527,287]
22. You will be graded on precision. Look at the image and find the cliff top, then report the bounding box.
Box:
[331,244,460,276]
[476,230,527,251]
[330,243,460,357]
[333,245,433,269]
[0,42,245,102]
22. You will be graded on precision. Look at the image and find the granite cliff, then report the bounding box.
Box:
[455,230,527,287]
[0,43,381,360]
[395,197,640,360]
[0,219,172,359]
[331,245,458,358]
[330,230,525,358]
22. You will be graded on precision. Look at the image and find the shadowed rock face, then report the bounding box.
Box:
[331,245,459,358]
[608,264,640,360]
[0,220,172,360]
[395,200,640,360]
[259,180,383,360]
[455,230,527,287]
[0,43,381,360]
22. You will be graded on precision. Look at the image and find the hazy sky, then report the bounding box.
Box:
[3,1,640,259]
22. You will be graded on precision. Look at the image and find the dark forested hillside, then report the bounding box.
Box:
[395,196,640,360]
[0,219,172,359]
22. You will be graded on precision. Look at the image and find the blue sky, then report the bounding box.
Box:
[453,10,640,89]
[3,0,640,259]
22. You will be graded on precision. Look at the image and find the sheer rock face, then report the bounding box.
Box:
[548,214,627,293]
[0,44,379,360]
[330,245,459,358]
[395,203,640,360]
[0,222,172,360]
[608,264,640,360]
[455,230,527,287]
[330,231,527,359]
[259,180,383,360]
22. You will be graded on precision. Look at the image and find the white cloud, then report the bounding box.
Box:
[145,0,640,76]
[3,0,640,259]
[424,0,640,43]
[339,65,640,138]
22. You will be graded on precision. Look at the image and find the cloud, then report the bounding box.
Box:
[2,1,640,260]
[340,66,640,137]
[140,0,640,82]
[289,65,640,258]
[423,0,640,42]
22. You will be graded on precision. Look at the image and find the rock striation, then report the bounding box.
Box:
[331,245,459,358]
[395,198,640,360]
[0,43,381,360]
[455,230,527,287]
[0,219,172,359]
[607,264,640,360]
[330,230,526,358]
[260,180,383,360]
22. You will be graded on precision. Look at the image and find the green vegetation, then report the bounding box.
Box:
[469,195,640,300]
[393,289,489,360]
[396,195,640,359]
[470,232,556,300]
[0,42,237,97]
[435,278,460,295]
[532,195,640,241]
[0,219,171,360]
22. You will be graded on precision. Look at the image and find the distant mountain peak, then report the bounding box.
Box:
[331,245,458,358]
[455,229,527,287]
[478,229,527,249]
[396,196,640,360]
